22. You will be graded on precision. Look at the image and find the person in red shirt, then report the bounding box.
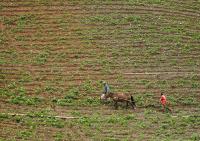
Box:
[160,92,167,112]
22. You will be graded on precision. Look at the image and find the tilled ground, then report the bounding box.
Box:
[0,0,200,140]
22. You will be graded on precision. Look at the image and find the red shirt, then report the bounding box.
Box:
[160,95,166,105]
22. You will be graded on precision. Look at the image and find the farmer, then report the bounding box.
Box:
[103,81,110,95]
[100,81,110,102]
[160,92,167,112]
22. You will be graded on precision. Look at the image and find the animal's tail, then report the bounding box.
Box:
[131,96,136,107]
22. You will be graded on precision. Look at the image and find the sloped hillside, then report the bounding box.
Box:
[0,0,200,140]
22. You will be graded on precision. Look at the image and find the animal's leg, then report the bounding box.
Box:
[126,101,129,109]
[130,96,136,110]
[130,102,136,110]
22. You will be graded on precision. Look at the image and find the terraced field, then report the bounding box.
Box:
[0,0,200,140]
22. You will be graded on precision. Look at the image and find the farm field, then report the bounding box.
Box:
[0,0,200,140]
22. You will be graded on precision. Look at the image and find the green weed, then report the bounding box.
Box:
[27,110,65,128]
[34,51,49,65]
[147,46,161,55]
[106,114,135,125]
[7,81,17,89]
[191,133,200,141]
[78,115,101,127]
[17,130,33,140]
[157,80,169,89]
[137,121,146,129]
[0,58,6,64]
[80,97,100,106]
[15,14,37,30]
[191,75,200,81]
[71,111,81,116]
[167,95,178,106]
[81,80,95,94]
[52,98,73,106]
[0,88,12,97]
[125,15,141,24]
[191,82,200,89]
[65,87,80,99]
[138,79,150,85]
[83,15,140,26]
[1,16,16,25]
[0,4,3,11]
[186,59,199,66]
[180,97,198,105]
[54,52,67,62]
[191,32,200,40]
[14,115,23,123]
[145,82,155,89]
[5,85,42,105]
[34,87,43,95]
[18,72,33,83]
[9,95,41,105]
[54,132,64,141]
[44,85,58,94]
[0,113,10,120]
[52,87,80,106]
[1,49,19,64]
[176,79,190,87]
[181,45,193,53]
[15,35,26,41]
[16,86,26,95]
[0,32,6,44]
[45,117,65,128]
